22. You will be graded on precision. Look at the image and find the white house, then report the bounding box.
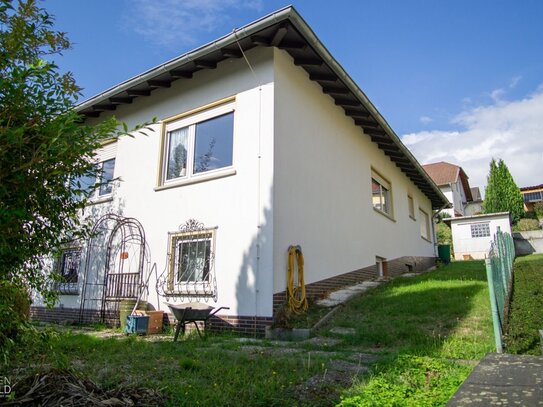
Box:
[446,212,512,260]
[422,161,476,218]
[31,6,448,335]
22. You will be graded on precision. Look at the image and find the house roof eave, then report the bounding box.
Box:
[76,6,448,209]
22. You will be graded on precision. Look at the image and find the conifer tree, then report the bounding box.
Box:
[483,158,524,223]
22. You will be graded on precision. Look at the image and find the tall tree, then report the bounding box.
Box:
[0,0,151,302]
[483,158,524,223]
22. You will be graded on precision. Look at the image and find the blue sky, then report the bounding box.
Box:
[43,0,543,190]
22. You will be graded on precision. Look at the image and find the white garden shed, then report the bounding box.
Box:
[446,212,512,260]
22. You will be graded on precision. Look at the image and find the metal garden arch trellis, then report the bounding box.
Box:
[79,213,147,324]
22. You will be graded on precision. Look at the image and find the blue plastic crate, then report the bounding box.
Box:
[125,315,149,335]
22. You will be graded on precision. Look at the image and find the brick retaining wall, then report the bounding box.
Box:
[273,255,435,310]
[32,255,434,336]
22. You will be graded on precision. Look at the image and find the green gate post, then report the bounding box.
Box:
[485,258,503,353]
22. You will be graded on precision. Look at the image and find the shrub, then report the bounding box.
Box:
[534,202,543,219]
[436,222,452,245]
[514,218,541,232]
[0,281,31,349]
[506,255,543,354]
[523,211,538,220]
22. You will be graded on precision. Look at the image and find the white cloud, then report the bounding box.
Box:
[419,116,433,124]
[509,76,521,89]
[124,0,263,48]
[402,85,543,191]
[490,88,505,104]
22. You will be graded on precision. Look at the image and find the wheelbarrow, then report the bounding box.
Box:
[167,302,229,341]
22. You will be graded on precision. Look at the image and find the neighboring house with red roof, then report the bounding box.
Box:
[520,184,543,212]
[422,162,474,217]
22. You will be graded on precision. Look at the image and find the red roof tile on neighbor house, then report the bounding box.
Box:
[422,161,473,201]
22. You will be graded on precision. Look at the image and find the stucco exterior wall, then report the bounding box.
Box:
[272,49,435,295]
[440,186,455,217]
[450,214,512,260]
[36,48,276,319]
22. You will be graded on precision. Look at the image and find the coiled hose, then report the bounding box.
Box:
[287,245,308,314]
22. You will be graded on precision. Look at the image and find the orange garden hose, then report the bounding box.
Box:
[287,245,308,314]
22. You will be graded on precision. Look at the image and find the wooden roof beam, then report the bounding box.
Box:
[127,89,151,96]
[309,72,337,81]
[251,35,270,46]
[334,98,361,107]
[270,24,288,46]
[147,80,171,88]
[294,57,322,67]
[369,134,393,144]
[82,111,100,118]
[278,40,307,50]
[220,48,242,58]
[92,104,116,111]
[322,87,350,95]
[194,60,217,69]
[344,109,370,118]
[170,69,193,78]
[109,97,133,105]
[364,127,387,136]
[355,118,379,127]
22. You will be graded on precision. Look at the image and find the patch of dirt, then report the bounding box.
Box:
[5,368,166,406]
[293,359,369,405]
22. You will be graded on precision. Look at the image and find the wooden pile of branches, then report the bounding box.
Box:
[4,368,165,406]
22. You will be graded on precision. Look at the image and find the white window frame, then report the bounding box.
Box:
[167,228,217,296]
[72,142,116,202]
[160,101,235,187]
[371,170,393,218]
[420,208,431,241]
[408,194,415,220]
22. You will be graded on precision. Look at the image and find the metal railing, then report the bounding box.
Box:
[485,226,515,353]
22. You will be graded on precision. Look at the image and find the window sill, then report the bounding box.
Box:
[165,291,214,297]
[51,284,79,295]
[421,235,433,243]
[86,195,113,206]
[373,207,396,222]
[155,168,236,192]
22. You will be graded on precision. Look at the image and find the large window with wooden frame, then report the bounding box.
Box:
[372,171,392,217]
[160,101,235,186]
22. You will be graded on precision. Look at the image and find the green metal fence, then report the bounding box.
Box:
[485,226,515,353]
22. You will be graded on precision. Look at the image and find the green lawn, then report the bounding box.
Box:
[505,253,543,355]
[4,261,495,406]
[333,260,494,406]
